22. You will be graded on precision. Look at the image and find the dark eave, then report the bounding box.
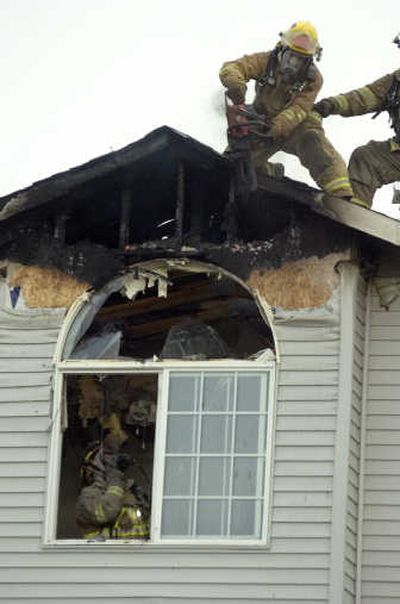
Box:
[252,172,400,247]
[0,126,227,222]
[0,125,399,247]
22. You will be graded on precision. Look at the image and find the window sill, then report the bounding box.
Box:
[42,538,271,553]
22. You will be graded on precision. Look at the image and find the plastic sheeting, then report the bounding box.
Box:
[71,330,122,359]
[160,321,229,359]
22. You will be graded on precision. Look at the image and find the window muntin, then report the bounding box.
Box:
[50,363,274,546]
[159,371,269,541]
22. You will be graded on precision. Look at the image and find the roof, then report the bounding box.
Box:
[255,173,400,247]
[0,125,399,247]
[0,126,227,222]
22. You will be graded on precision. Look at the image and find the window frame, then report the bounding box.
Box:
[44,358,276,548]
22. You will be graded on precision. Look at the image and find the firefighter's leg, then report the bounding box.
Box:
[249,139,284,178]
[348,140,400,208]
[283,113,353,198]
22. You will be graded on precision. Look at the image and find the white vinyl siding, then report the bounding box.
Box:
[0,277,346,603]
[360,282,400,602]
[272,291,341,602]
[0,294,65,558]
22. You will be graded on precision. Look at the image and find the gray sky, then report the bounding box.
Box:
[1,0,399,216]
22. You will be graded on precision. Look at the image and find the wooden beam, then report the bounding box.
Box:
[97,280,247,320]
[54,213,69,242]
[175,162,184,246]
[119,187,131,249]
[125,301,234,338]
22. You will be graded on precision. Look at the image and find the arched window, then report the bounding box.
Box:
[45,261,276,545]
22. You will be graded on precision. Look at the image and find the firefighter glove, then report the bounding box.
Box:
[226,84,246,105]
[313,98,334,118]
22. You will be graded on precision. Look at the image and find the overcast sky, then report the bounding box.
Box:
[0,0,399,216]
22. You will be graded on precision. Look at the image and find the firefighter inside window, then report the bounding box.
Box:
[75,375,156,541]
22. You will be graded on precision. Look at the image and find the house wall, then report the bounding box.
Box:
[344,275,367,603]
[0,258,357,604]
[359,277,400,603]
[271,288,341,604]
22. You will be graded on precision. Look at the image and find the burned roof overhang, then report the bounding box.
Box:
[242,171,400,247]
[1,125,399,247]
[0,126,399,290]
[0,126,229,223]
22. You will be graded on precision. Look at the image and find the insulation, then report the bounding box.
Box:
[247,252,347,310]
[8,264,89,308]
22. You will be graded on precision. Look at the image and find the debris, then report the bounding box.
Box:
[121,274,148,300]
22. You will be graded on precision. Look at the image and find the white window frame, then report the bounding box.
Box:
[44,357,276,548]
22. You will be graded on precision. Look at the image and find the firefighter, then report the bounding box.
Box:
[219,21,353,198]
[76,437,149,540]
[313,34,400,208]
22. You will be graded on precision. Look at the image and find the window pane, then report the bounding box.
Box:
[231,500,259,537]
[234,415,261,453]
[237,373,266,411]
[201,415,232,453]
[203,375,233,411]
[166,415,196,453]
[198,457,229,496]
[161,500,192,536]
[164,457,194,496]
[197,500,224,536]
[233,457,263,497]
[161,371,270,542]
[169,374,199,412]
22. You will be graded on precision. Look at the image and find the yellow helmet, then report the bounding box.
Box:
[280,21,320,57]
[80,441,103,485]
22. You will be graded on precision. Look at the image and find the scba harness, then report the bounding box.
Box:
[386,75,400,142]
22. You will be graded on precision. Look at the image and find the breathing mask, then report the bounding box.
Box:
[278,47,311,83]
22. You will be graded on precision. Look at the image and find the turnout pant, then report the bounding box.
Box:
[250,112,353,198]
[348,139,400,207]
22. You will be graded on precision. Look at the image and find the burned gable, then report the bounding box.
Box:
[0,126,360,299]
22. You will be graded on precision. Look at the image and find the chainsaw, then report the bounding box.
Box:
[224,95,282,193]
